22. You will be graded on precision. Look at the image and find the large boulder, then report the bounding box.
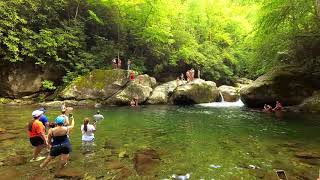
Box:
[218,85,239,102]
[147,80,181,104]
[170,79,219,105]
[298,91,320,113]
[134,74,157,88]
[0,62,63,98]
[104,80,153,105]
[240,65,320,108]
[60,69,128,100]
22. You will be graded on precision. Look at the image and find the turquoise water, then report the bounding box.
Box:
[0,105,319,179]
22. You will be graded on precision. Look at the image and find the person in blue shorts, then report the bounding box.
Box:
[40,116,75,168]
[38,107,49,128]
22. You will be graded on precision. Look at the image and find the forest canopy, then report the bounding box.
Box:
[0,0,319,83]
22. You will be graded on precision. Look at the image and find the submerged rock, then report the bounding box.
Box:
[218,85,239,102]
[54,167,84,179]
[4,155,27,166]
[240,65,320,108]
[170,79,219,105]
[134,148,161,176]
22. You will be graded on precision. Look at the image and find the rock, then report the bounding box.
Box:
[170,79,219,105]
[298,91,320,113]
[134,74,157,88]
[0,128,5,133]
[0,62,64,98]
[0,98,13,104]
[38,100,96,107]
[118,150,129,158]
[240,65,320,108]
[106,160,125,170]
[104,81,153,105]
[134,148,161,176]
[4,155,27,166]
[218,85,240,102]
[117,167,133,180]
[0,169,22,179]
[60,69,128,100]
[0,134,18,141]
[147,80,180,104]
[54,167,84,179]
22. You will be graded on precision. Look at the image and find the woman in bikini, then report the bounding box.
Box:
[40,115,75,168]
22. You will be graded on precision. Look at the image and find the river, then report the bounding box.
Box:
[0,105,319,179]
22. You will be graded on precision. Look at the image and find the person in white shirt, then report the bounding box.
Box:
[81,118,96,153]
[93,110,104,122]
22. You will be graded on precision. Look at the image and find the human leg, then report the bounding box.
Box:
[60,154,69,167]
[40,156,54,168]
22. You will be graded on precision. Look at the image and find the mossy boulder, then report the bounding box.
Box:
[104,81,153,105]
[60,69,128,100]
[299,91,320,113]
[240,65,320,108]
[170,79,219,105]
[147,80,181,104]
[218,85,239,102]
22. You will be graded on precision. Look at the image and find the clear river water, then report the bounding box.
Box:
[0,104,319,179]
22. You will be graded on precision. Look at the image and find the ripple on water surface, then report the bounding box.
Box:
[0,105,319,179]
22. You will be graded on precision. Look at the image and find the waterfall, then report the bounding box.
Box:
[197,99,244,108]
[219,91,224,102]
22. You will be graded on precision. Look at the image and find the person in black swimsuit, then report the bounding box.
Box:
[40,116,75,168]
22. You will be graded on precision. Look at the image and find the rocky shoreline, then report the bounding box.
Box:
[0,67,319,113]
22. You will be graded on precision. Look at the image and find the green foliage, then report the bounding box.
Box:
[1,0,319,83]
[41,80,56,91]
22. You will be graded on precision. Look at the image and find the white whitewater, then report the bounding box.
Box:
[197,92,244,108]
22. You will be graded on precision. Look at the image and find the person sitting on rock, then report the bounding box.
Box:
[273,101,284,111]
[129,71,135,81]
[130,97,139,107]
[263,104,273,112]
[180,73,185,81]
[40,116,75,168]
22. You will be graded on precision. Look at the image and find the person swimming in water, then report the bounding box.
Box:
[93,110,104,122]
[263,104,273,112]
[273,101,284,111]
[40,116,75,168]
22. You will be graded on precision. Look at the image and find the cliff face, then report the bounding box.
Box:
[0,62,64,98]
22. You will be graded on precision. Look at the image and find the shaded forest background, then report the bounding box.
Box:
[1,0,320,85]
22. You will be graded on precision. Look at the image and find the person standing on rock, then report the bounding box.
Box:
[190,68,195,81]
[112,58,117,69]
[28,110,47,162]
[197,69,201,79]
[127,59,132,77]
[40,116,75,168]
[93,110,104,122]
[117,58,122,69]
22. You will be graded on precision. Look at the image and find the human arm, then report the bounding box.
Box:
[47,129,53,146]
[67,116,75,129]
